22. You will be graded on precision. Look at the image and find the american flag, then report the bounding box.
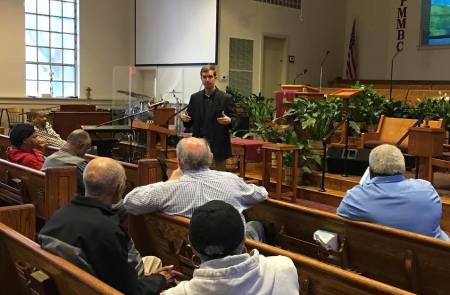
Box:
[345,19,357,80]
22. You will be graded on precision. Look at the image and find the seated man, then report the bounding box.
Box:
[7,123,45,169]
[337,144,449,240]
[124,137,268,240]
[42,129,91,194]
[30,110,66,148]
[163,200,299,295]
[39,157,179,295]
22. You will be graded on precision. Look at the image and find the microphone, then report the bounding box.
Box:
[147,100,168,109]
[293,69,308,84]
[389,49,402,100]
[320,50,331,66]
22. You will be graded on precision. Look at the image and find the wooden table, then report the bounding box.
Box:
[262,143,299,202]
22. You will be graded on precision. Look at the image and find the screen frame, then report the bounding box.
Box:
[134,0,219,67]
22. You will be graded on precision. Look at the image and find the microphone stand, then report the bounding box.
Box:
[293,69,307,85]
[389,50,401,100]
[395,114,423,179]
[95,101,166,162]
[319,117,348,192]
[319,51,330,92]
[163,104,189,158]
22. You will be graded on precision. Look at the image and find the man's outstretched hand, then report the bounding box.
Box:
[180,112,191,123]
[217,111,231,125]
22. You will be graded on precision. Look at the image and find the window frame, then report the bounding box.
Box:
[420,0,450,47]
[24,0,79,98]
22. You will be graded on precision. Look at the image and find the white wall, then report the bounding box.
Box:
[219,0,347,92]
[78,0,133,99]
[0,0,25,97]
[345,0,450,80]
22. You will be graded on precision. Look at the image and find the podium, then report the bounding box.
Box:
[275,84,324,117]
[328,89,364,145]
[408,126,445,180]
[131,108,177,159]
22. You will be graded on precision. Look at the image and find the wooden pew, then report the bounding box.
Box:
[128,213,411,295]
[0,204,35,240]
[0,159,77,223]
[0,223,122,295]
[245,199,450,294]
[0,133,10,159]
[45,145,162,192]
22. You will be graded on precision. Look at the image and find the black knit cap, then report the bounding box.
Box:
[189,200,244,259]
[10,123,35,147]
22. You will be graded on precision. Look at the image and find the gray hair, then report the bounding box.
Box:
[83,157,126,197]
[28,110,46,120]
[369,144,405,176]
[67,129,91,145]
[176,137,211,171]
[194,242,245,263]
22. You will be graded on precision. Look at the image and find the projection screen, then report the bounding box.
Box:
[135,0,218,66]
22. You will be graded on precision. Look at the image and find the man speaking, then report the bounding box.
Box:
[180,65,236,171]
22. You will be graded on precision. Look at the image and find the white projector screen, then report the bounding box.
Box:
[135,0,218,66]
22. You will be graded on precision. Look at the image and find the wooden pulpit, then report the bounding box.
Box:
[131,108,177,158]
[328,89,364,146]
[408,126,445,180]
[275,84,325,117]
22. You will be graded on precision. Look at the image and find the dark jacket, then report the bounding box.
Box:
[38,195,166,295]
[183,88,236,160]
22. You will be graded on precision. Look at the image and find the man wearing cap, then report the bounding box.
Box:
[7,123,45,170]
[124,137,268,240]
[163,200,299,295]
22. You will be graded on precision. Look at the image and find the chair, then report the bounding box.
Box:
[429,144,450,184]
[360,115,445,151]
[0,108,25,134]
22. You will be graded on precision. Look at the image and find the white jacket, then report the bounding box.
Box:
[163,249,299,295]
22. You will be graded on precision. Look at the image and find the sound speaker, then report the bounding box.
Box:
[326,147,370,176]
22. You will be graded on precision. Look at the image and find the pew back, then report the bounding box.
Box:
[0,159,77,221]
[0,204,35,240]
[45,145,162,192]
[0,223,122,295]
[129,213,412,295]
[245,199,450,294]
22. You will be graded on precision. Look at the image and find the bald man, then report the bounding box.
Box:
[124,137,268,240]
[30,110,66,148]
[39,157,176,295]
[42,129,91,194]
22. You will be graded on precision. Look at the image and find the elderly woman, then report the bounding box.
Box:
[163,200,299,295]
[7,123,45,169]
[337,144,449,240]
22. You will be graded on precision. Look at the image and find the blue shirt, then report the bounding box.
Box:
[337,175,449,240]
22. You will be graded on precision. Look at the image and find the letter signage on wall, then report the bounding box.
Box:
[396,0,408,52]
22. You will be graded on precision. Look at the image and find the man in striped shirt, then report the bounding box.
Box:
[30,111,66,148]
[124,137,268,240]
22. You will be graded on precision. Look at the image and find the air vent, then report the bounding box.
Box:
[253,0,301,9]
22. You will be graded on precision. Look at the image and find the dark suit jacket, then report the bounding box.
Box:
[183,88,236,160]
